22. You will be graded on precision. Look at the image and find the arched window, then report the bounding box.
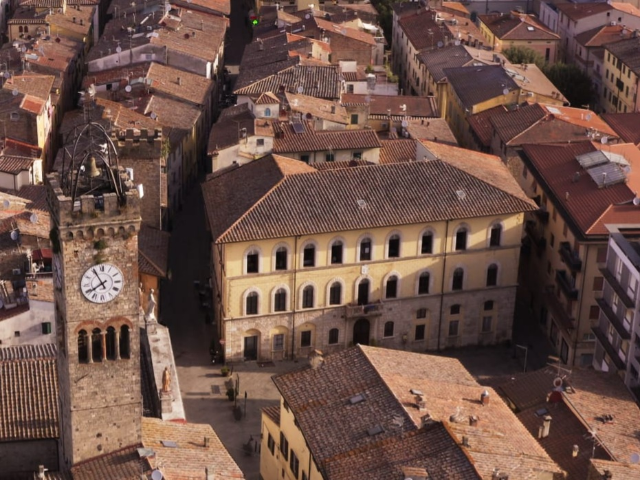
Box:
[106,326,117,360]
[455,227,468,251]
[246,248,259,274]
[418,272,430,295]
[490,224,502,247]
[264,107,271,117]
[386,275,398,299]
[274,288,287,312]
[359,237,372,261]
[275,246,288,270]
[329,282,342,305]
[486,264,498,287]
[384,321,394,337]
[24,26,28,33]
[302,285,314,308]
[120,325,130,359]
[91,328,103,362]
[357,278,370,305]
[421,231,433,254]
[330,240,343,264]
[452,268,464,291]
[246,291,259,315]
[328,328,339,344]
[18,26,23,33]
[78,329,88,363]
[387,234,400,258]
[303,244,316,267]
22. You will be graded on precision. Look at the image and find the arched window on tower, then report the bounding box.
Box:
[120,325,130,359]
[78,329,88,363]
[106,326,117,360]
[91,328,103,362]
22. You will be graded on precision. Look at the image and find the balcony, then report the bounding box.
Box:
[544,286,575,333]
[595,297,631,340]
[559,242,582,272]
[599,267,635,308]
[556,270,578,300]
[525,221,546,252]
[345,301,383,319]
[592,326,626,370]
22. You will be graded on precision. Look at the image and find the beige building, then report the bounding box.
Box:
[202,146,536,362]
[260,345,564,480]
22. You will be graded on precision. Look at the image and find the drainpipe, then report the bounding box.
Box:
[291,236,299,361]
[437,219,451,351]
[573,243,590,365]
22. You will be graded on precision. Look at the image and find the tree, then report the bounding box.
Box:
[502,46,545,69]
[542,62,594,108]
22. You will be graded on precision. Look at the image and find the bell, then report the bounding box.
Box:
[87,156,101,178]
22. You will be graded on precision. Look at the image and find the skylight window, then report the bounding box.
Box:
[349,393,366,404]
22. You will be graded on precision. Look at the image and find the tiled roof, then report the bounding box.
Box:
[3,74,54,101]
[418,45,473,83]
[172,0,230,15]
[0,155,34,174]
[286,92,347,125]
[256,92,279,105]
[207,104,255,153]
[605,37,640,76]
[478,13,559,40]
[490,103,547,143]
[313,17,377,45]
[144,94,201,132]
[0,344,58,441]
[147,62,213,106]
[24,35,83,75]
[272,122,381,153]
[14,185,49,211]
[202,152,536,244]
[467,105,507,148]
[405,118,459,146]
[380,139,416,164]
[602,112,640,145]
[235,65,341,100]
[341,94,438,118]
[590,459,640,479]
[555,2,613,21]
[444,65,519,110]
[575,24,630,47]
[397,12,445,51]
[141,417,245,479]
[71,445,151,480]
[521,142,638,237]
[273,346,562,480]
[262,405,280,425]
[138,226,170,278]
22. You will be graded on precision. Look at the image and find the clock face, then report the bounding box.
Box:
[53,254,62,289]
[80,264,124,303]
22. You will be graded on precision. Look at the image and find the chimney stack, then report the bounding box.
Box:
[309,349,324,369]
[572,444,579,458]
[204,436,210,447]
[469,415,478,427]
[480,390,490,406]
[539,415,552,438]
[177,77,182,86]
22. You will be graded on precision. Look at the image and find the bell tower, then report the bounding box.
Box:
[48,119,143,468]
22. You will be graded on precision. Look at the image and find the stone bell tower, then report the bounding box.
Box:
[48,120,143,468]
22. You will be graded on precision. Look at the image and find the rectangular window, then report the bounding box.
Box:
[273,334,284,351]
[360,239,371,261]
[350,114,359,124]
[388,236,400,258]
[303,246,315,267]
[450,304,460,315]
[481,316,492,333]
[246,253,259,273]
[421,233,433,254]
[41,322,52,334]
[280,433,289,461]
[301,155,310,164]
[246,295,258,315]
[455,229,467,250]
[268,434,275,455]
[589,305,600,320]
[563,222,568,237]
[353,151,362,159]
[275,249,287,270]
[328,328,339,344]
[325,153,335,162]
[489,226,501,247]
[550,233,555,248]
[418,274,429,294]
[290,451,300,477]
[522,166,528,178]
[593,276,604,291]
[597,247,607,263]
[448,320,459,336]
[415,324,425,341]
[552,207,557,221]
[386,277,398,298]
[300,331,311,347]
[484,300,494,311]
[257,138,265,147]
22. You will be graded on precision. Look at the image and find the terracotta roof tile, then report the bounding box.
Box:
[2,74,54,101]
[313,17,377,45]
[272,122,381,153]
[405,118,459,146]
[489,103,547,143]
[235,65,341,100]
[0,155,34,174]
[380,139,416,164]
[478,13,559,40]
[444,65,519,110]
[602,113,640,145]
[262,405,280,425]
[590,459,640,478]
[207,103,255,153]
[555,2,614,21]
[467,105,507,148]
[14,185,49,211]
[138,225,170,278]
[0,344,58,441]
[418,45,473,83]
[341,94,438,118]
[71,445,150,480]
[398,12,445,51]
[203,152,536,244]
[286,92,347,125]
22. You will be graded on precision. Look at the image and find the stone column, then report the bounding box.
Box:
[87,332,93,363]
[115,329,121,360]
[101,332,107,362]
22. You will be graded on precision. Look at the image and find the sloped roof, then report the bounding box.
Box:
[605,37,640,76]
[555,2,613,21]
[444,65,519,110]
[398,11,445,51]
[207,103,255,153]
[418,45,473,83]
[0,344,58,441]
[202,152,536,244]
[478,13,559,40]
[380,139,416,164]
[489,103,547,143]
[602,112,640,145]
[138,226,170,278]
[272,122,381,153]
[341,94,438,118]
[235,65,341,100]
[71,445,150,480]
[467,105,507,148]
[286,92,348,125]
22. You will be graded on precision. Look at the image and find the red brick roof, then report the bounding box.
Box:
[380,139,416,164]
[0,344,58,441]
[555,2,613,21]
[272,122,381,153]
[202,152,536,244]
[138,226,170,278]
[521,142,638,237]
[71,445,151,479]
[478,13,559,40]
[341,94,438,118]
[467,105,507,148]
[398,11,445,51]
[0,155,35,174]
[602,112,640,145]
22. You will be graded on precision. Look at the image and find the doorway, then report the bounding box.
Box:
[243,335,258,361]
[353,319,370,346]
[357,280,369,305]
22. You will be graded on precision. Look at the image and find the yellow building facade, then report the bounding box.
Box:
[203,149,535,362]
[601,39,640,113]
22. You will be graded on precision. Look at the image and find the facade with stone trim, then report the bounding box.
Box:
[203,147,536,362]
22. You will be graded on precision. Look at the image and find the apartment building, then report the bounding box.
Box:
[601,37,640,113]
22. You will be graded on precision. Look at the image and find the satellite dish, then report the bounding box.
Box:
[631,453,640,464]
[502,88,509,95]
[151,470,163,480]
[401,120,408,127]
[601,136,609,144]
[10,230,19,241]
[21,47,26,52]
[30,213,38,223]
[305,14,310,19]
[2,200,9,208]
[150,112,157,120]
[633,197,640,206]
[125,85,132,92]
[116,46,122,53]
[12,89,18,96]
[3,72,9,79]
[585,113,592,121]
[437,41,443,48]
[297,86,304,94]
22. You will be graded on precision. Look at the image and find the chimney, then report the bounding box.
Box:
[572,444,579,458]
[205,466,216,480]
[204,436,210,447]
[480,390,490,406]
[177,77,182,86]
[539,415,551,438]
[415,394,426,411]
[331,105,336,114]
[461,435,469,447]
[469,415,478,427]
[309,349,324,369]
[603,470,612,479]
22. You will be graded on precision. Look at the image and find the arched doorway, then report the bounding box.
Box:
[243,329,260,361]
[353,318,370,346]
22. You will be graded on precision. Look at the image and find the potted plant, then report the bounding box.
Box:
[221,366,231,377]
[226,387,236,401]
